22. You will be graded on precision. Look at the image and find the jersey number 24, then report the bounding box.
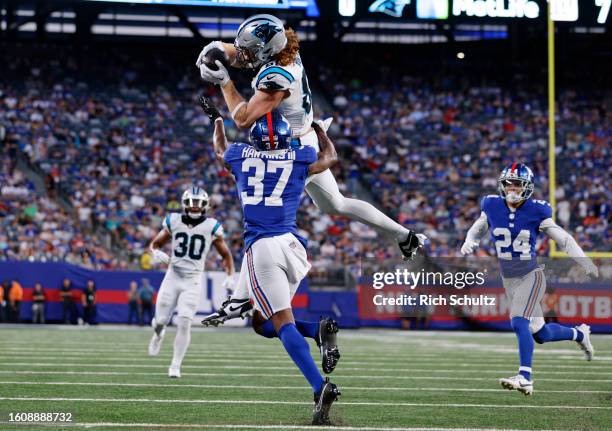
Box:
[493,228,531,260]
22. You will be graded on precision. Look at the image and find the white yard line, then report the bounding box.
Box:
[3,362,609,375]
[0,354,604,369]
[1,396,610,410]
[1,370,610,382]
[0,421,575,431]
[2,381,609,394]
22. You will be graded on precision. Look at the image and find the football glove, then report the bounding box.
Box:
[200,60,230,87]
[221,274,236,293]
[151,249,170,265]
[195,41,225,68]
[461,240,479,256]
[313,117,333,133]
[198,95,222,121]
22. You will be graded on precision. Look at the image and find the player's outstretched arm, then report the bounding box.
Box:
[198,96,228,162]
[539,218,599,278]
[461,212,488,255]
[212,237,235,277]
[149,229,171,265]
[212,237,236,293]
[308,120,338,175]
[223,87,286,129]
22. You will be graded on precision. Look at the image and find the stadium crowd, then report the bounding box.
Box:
[0,45,609,273]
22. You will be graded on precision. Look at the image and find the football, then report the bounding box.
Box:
[203,47,229,71]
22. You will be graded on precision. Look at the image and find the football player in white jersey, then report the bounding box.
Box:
[196,14,425,325]
[196,14,426,261]
[148,186,235,378]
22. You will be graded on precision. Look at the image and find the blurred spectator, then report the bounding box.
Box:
[82,280,97,325]
[0,280,7,322]
[139,278,154,325]
[8,280,23,322]
[60,278,77,324]
[544,287,559,323]
[127,281,141,325]
[31,282,46,324]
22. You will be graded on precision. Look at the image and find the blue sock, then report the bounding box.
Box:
[257,319,319,340]
[278,323,324,393]
[259,320,277,338]
[511,317,534,381]
[295,320,319,339]
[533,323,581,344]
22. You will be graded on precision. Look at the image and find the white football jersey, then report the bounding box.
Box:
[163,213,224,274]
[251,54,313,138]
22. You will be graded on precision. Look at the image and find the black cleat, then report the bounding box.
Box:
[312,378,341,425]
[201,297,253,327]
[317,317,341,374]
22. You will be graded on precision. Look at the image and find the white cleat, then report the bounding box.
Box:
[499,374,533,396]
[576,323,594,361]
[148,327,166,357]
[168,366,181,378]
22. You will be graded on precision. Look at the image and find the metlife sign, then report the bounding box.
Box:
[452,0,540,19]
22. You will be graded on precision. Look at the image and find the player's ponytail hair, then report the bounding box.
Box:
[275,28,300,66]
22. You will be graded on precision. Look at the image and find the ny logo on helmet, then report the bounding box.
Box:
[252,23,282,43]
[369,0,412,18]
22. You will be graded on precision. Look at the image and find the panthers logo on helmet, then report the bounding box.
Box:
[252,22,282,43]
[368,0,412,18]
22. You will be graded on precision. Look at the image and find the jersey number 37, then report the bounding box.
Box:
[241,159,293,207]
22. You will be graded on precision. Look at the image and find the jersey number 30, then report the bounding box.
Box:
[241,159,293,206]
[174,233,206,260]
[493,228,531,260]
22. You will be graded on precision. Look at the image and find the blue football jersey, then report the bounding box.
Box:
[224,143,317,250]
[481,195,552,278]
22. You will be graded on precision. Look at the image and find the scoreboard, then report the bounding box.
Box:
[338,0,611,24]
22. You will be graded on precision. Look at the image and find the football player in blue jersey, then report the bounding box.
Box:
[461,163,599,396]
[199,96,340,425]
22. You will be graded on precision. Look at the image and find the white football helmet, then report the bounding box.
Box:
[181,186,209,219]
[234,14,287,69]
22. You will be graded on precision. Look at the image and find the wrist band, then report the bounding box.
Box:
[231,101,247,120]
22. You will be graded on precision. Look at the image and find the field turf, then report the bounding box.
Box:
[0,325,611,431]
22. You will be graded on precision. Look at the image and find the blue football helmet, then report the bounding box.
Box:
[498,163,535,203]
[249,111,292,151]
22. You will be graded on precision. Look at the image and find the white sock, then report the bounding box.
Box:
[171,316,192,369]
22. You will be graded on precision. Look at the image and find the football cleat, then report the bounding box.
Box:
[148,321,166,357]
[398,231,427,260]
[201,297,253,327]
[576,323,594,361]
[312,378,341,425]
[499,374,533,396]
[168,366,181,378]
[317,317,341,374]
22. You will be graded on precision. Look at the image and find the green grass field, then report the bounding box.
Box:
[0,325,611,431]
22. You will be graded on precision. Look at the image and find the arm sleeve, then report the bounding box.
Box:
[211,220,224,239]
[162,215,172,233]
[255,66,295,91]
[539,218,593,268]
[466,212,489,242]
